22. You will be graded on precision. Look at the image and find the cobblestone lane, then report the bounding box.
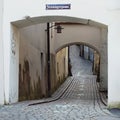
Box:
[0,45,120,120]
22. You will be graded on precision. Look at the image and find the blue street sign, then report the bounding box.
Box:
[46,4,71,10]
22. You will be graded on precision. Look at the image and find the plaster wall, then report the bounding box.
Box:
[55,47,68,85]
[19,24,47,100]
[1,0,120,107]
[54,25,101,52]
[20,24,47,52]
[93,51,100,75]
[108,11,120,108]
[9,26,19,103]
[0,0,4,104]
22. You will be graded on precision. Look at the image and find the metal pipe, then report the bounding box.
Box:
[47,22,51,97]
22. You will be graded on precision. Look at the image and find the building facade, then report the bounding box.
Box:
[0,0,120,108]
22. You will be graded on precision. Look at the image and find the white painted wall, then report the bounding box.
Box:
[1,0,120,107]
[9,26,19,103]
[108,11,120,108]
[0,0,4,104]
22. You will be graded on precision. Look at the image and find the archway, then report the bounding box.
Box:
[55,42,101,82]
[53,22,107,92]
[55,43,107,105]
[10,15,107,103]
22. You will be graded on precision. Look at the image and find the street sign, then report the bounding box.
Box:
[46,4,71,10]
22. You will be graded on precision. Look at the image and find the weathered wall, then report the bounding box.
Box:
[19,24,47,100]
[93,51,100,82]
[100,28,108,90]
[19,23,69,100]
[55,47,68,88]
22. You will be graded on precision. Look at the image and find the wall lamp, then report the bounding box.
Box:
[54,24,64,33]
[46,23,64,33]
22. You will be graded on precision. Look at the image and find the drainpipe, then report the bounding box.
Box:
[82,45,84,58]
[47,23,51,97]
[68,45,70,61]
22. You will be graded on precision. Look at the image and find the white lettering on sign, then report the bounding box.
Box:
[46,4,71,10]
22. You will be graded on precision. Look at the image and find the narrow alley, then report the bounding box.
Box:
[0,45,120,120]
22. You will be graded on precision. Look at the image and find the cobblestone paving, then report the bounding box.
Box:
[69,45,93,76]
[0,45,120,120]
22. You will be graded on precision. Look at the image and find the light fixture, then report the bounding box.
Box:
[54,25,64,33]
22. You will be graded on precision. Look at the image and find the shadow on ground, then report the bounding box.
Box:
[109,108,120,116]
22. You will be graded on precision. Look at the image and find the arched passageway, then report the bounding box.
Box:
[53,22,107,92]
[55,43,100,84]
[10,16,107,103]
[54,44,107,105]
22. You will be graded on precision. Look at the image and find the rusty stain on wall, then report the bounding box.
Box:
[19,59,42,101]
[93,51,100,82]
